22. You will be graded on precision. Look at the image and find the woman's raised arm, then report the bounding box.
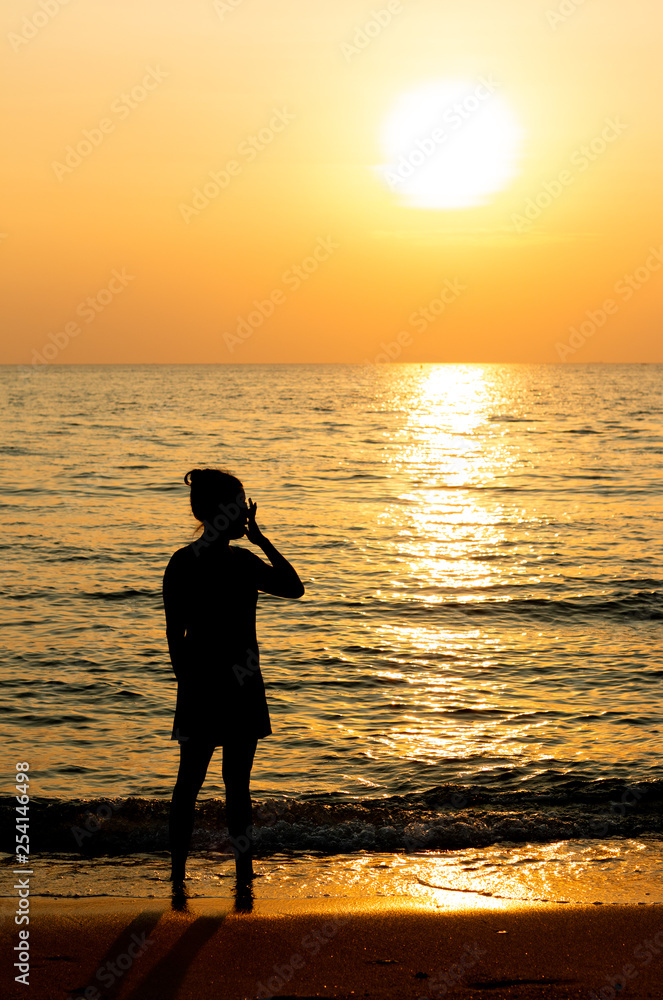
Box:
[244,500,305,599]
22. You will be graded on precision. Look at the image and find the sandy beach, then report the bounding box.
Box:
[3,894,663,1000]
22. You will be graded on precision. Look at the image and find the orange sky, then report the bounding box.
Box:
[2,0,662,364]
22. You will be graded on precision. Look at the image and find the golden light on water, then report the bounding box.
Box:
[411,363,493,436]
[366,366,551,772]
[379,366,516,599]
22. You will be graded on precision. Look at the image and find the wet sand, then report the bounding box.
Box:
[2,894,663,999]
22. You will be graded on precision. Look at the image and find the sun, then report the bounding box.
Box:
[378,79,522,209]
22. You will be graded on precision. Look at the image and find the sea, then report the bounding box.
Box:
[1,362,662,905]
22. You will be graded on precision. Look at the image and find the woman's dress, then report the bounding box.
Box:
[163,544,272,746]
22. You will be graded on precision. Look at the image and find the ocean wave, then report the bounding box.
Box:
[375,590,663,623]
[3,779,662,856]
[81,588,157,601]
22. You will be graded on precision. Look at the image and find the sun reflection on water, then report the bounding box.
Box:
[366,366,559,773]
[377,365,523,606]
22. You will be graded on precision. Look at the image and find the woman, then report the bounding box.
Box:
[163,468,304,886]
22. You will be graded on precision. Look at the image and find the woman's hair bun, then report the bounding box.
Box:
[184,468,232,487]
[184,469,203,486]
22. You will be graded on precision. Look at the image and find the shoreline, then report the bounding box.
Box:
[4,840,663,906]
[3,895,663,999]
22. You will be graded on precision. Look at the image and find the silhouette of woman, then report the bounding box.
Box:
[163,468,304,886]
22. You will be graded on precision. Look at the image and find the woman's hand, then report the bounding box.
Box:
[242,500,305,597]
[244,498,265,545]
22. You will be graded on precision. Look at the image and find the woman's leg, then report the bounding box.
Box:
[222,738,258,877]
[169,739,215,883]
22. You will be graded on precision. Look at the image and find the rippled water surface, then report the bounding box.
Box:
[11,840,663,905]
[1,363,661,856]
